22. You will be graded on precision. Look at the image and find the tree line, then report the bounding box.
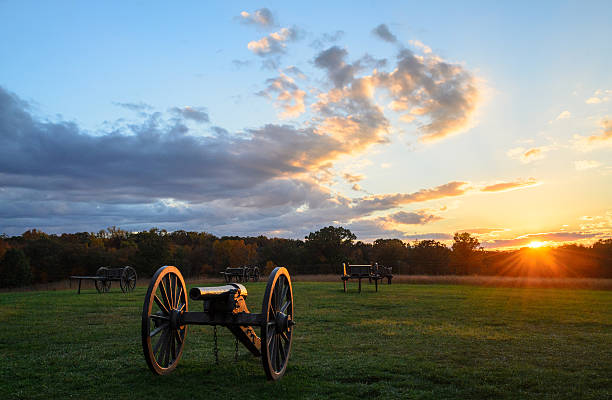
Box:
[0,226,610,288]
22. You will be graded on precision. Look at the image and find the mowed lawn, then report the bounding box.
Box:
[1,280,610,399]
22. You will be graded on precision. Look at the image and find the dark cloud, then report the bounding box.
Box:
[112,101,153,112]
[169,106,209,123]
[385,210,442,225]
[314,46,355,88]
[352,181,470,214]
[372,24,397,43]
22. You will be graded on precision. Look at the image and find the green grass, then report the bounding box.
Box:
[1,281,611,399]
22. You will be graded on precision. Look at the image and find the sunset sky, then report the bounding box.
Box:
[1,1,610,248]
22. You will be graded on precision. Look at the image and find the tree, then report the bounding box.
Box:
[450,232,482,274]
[372,239,407,268]
[305,226,356,264]
[0,248,32,288]
[409,240,451,274]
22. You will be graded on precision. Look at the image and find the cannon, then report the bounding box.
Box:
[341,263,383,292]
[69,266,137,294]
[220,265,260,283]
[141,266,294,380]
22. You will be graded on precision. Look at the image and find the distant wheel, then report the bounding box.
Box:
[120,266,137,293]
[261,267,294,381]
[253,268,260,282]
[95,267,111,293]
[142,266,188,375]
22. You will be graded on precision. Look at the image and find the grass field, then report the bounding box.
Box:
[1,280,610,399]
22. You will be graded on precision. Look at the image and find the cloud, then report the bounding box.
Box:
[0,22,485,236]
[404,233,453,240]
[585,89,611,104]
[343,173,364,183]
[374,48,480,142]
[248,27,298,56]
[314,46,355,88]
[239,8,275,27]
[458,228,508,234]
[482,231,601,249]
[480,178,539,193]
[372,24,397,43]
[409,40,432,54]
[310,30,345,49]
[112,101,153,112]
[385,210,442,225]
[0,86,479,236]
[507,146,549,163]
[169,106,209,123]
[312,42,480,144]
[556,110,571,120]
[232,59,252,69]
[574,160,603,170]
[257,70,306,118]
[352,181,470,214]
[573,118,612,150]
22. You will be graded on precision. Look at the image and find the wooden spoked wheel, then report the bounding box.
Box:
[261,267,294,381]
[120,266,137,293]
[141,266,188,375]
[95,267,110,293]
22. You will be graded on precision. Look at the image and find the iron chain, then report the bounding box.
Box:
[213,325,219,365]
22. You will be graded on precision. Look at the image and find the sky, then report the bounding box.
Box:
[0,1,611,249]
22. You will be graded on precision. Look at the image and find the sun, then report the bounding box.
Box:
[528,241,548,248]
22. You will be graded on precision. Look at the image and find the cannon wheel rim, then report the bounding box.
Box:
[261,267,293,381]
[95,267,110,293]
[120,266,137,293]
[141,266,188,375]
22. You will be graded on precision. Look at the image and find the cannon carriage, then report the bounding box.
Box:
[220,265,260,283]
[69,266,137,294]
[141,265,294,380]
[341,262,392,292]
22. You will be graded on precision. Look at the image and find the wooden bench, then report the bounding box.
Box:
[70,266,137,294]
[341,263,382,293]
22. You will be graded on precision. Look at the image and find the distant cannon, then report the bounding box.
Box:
[220,265,260,282]
[341,262,392,292]
[141,266,294,380]
[69,266,137,294]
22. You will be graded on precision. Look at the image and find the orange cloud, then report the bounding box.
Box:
[507,146,550,163]
[573,118,612,151]
[481,178,539,193]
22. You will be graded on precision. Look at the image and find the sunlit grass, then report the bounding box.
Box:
[0,282,610,399]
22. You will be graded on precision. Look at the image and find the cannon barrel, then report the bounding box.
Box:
[189,283,247,301]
